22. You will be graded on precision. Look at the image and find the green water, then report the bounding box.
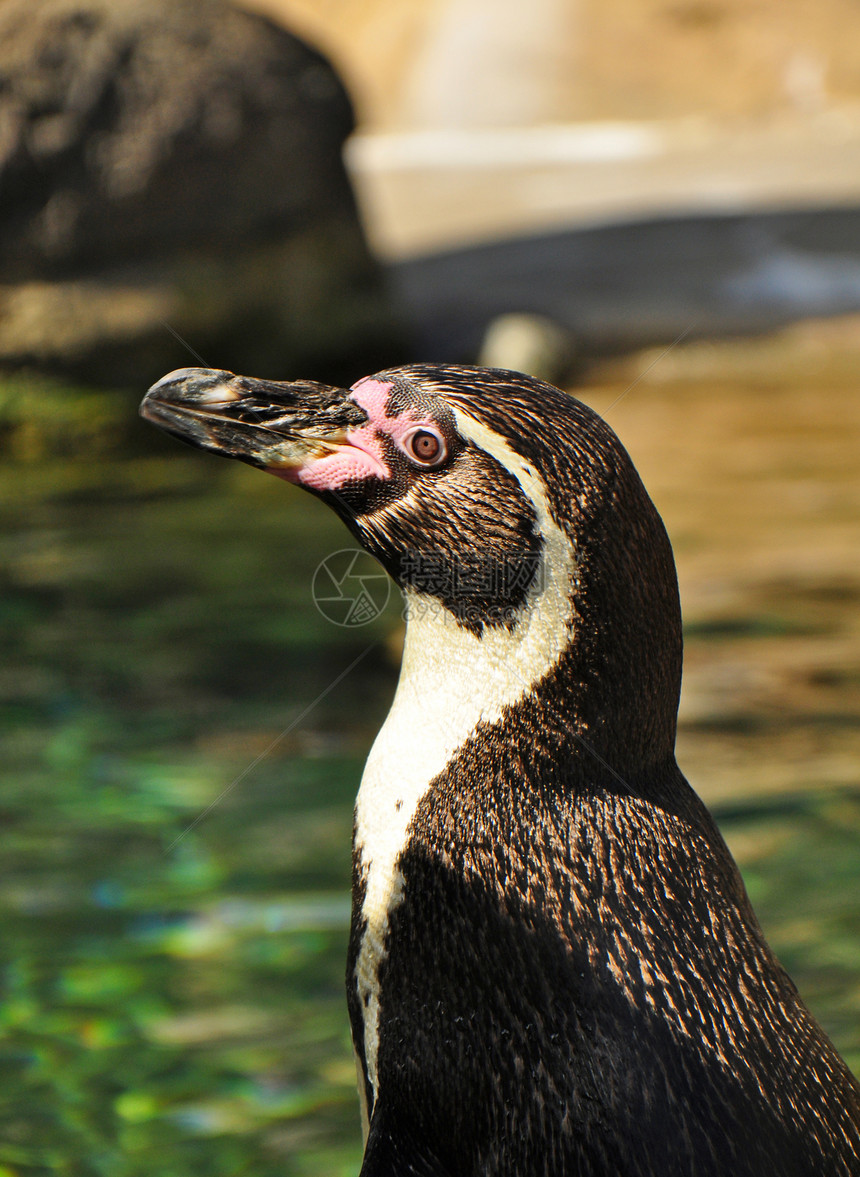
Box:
[1,373,858,1175]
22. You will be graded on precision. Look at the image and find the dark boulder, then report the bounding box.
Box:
[0,0,399,384]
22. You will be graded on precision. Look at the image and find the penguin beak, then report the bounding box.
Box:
[140,367,369,472]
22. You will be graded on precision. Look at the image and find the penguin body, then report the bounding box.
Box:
[141,363,860,1177]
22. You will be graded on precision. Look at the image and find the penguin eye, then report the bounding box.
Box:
[403,427,447,468]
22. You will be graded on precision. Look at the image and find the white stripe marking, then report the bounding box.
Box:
[353,409,578,1105]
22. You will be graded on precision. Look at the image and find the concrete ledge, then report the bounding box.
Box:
[347,109,860,258]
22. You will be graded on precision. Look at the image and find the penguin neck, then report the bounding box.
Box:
[383,515,577,770]
[372,557,680,817]
[360,501,681,832]
[357,544,577,865]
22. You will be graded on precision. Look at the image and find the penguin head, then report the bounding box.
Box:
[142,364,618,624]
[142,363,682,760]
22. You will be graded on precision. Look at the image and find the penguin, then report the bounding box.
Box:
[141,363,860,1177]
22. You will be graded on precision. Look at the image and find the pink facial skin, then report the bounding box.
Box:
[269,377,441,493]
[349,377,443,468]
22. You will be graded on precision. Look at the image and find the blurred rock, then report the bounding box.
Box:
[0,0,399,385]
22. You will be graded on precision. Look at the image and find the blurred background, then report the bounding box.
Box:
[2,0,859,1174]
